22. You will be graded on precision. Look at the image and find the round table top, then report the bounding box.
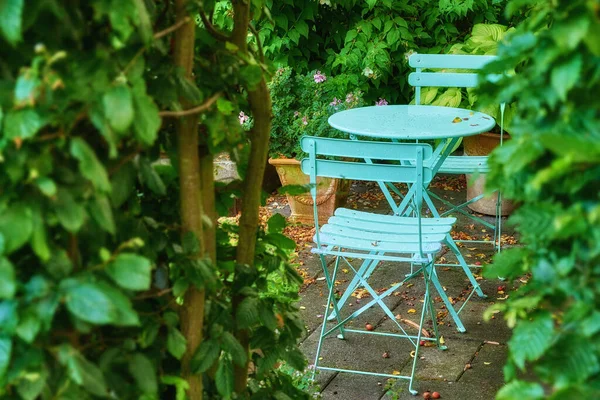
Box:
[328,105,496,140]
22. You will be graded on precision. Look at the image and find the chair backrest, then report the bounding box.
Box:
[300,135,433,256]
[408,53,497,105]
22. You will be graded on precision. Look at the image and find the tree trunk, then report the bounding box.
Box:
[173,1,205,398]
[231,0,273,394]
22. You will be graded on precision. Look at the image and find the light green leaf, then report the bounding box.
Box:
[103,84,134,133]
[29,203,50,261]
[167,328,187,359]
[16,367,47,400]
[240,65,263,90]
[0,0,23,45]
[221,332,247,367]
[106,253,152,291]
[14,74,41,106]
[191,339,220,373]
[89,194,116,235]
[215,357,234,398]
[4,109,44,140]
[64,281,116,325]
[132,86,161,145]
[95,282,140,326]
[35,177,57,197]
[0,204,32,254]
[67,352,109,397]
[129,353,158,395]
[216,98,234,115]
[551,54,582,101]
[54,189,86,233]
[70,137,111,192]
[15,310,41,343]
[132,0,153,44]
[236,296,260,329]
[497,380,544,400]
[508,312,554,369]
[161,376,189,400]
[0,336,12,380]
[0,258,15,299]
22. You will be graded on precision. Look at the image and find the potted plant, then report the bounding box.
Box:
[266,67,365,224]
[414,23,517,215]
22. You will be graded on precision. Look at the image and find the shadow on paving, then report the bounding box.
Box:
[271,176,519,399]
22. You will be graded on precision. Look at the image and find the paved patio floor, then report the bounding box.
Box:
[272,176,518,399]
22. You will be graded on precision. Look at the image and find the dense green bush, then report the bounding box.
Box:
[480,0,600,398]
[0,1,310,399]
[257,0,516,103]
[268,67,364,159]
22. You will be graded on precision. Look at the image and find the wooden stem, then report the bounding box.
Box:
[173,2,205,398]
[158,92,222,117]
[231,0,273,394]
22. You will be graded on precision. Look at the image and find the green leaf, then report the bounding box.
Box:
[35,177,57,197]
[3,109,44,140]
[215,357,234,398]
[54,189,86,233]
[182,231,200,254]
[132,0,153,44]
[0,204,32,254]
[167,328,187,359]
[132,86,161,145]
[0,0,23,45]
[508,312,554,369]
[106,253,152,291]
[161,376,189,400]
[267,213,286,233]
[15,310,41,343]
[128,353,158,395]
[216,97,235,115]
[496,380,544,400]
[551,55,582,101]
[66,352,109,397]
[103,84,134,133]
[191,339,220,373]
[221,332,247,366]
[64,281,116,325]
[16,367,47,400]
[95,282,140,326]
[70,137,111,192]
[139,157,166,196]
[110,160,137,208]
[45,250,73,279]
[296,20,309,38]
[0,336,12,380]
[236,297,260,329]
[89,194,116,235]
[28,204,50,261]
[0,258,16,299]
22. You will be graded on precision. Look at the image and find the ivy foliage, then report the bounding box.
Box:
[0,0,310,399]
[479,0,600,398]
[257,0,514,103]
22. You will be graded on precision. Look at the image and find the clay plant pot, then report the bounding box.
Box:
[463,132,515,216]
[268,158,350,225]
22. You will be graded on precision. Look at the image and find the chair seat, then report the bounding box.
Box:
[313,208,456,255]
[436,155,489,174]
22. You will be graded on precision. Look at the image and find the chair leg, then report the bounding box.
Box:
[444,235,485,298]
[313,256,345,380]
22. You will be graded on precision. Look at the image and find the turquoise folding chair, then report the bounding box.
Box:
[409,53,506,257]
[301,135,455,395]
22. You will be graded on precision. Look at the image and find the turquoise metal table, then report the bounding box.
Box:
[327,105,496,332]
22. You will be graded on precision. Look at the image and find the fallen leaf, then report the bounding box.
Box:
[392,370,401,375]
[484,362,491,365]
[408,309,416,314]
[452,117,462,123]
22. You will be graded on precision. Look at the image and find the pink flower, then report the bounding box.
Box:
[302,116,308,125]
[375,98,389,106]
[345,93,355,103]
[294,111,300,117]
[330,97,342,106]
[239,111,249,125]
[313,71,327,83]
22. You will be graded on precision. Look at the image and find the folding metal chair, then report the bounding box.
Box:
[301,135,456,395]
[408,53,506,260]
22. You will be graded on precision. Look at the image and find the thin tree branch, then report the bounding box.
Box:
[199,10,230,42]
[248,23,265,65]
[154,16,192,40]
[158,92,222,118]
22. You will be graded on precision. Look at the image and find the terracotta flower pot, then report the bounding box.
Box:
[463,132,515,216]
[268,158,350,225]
